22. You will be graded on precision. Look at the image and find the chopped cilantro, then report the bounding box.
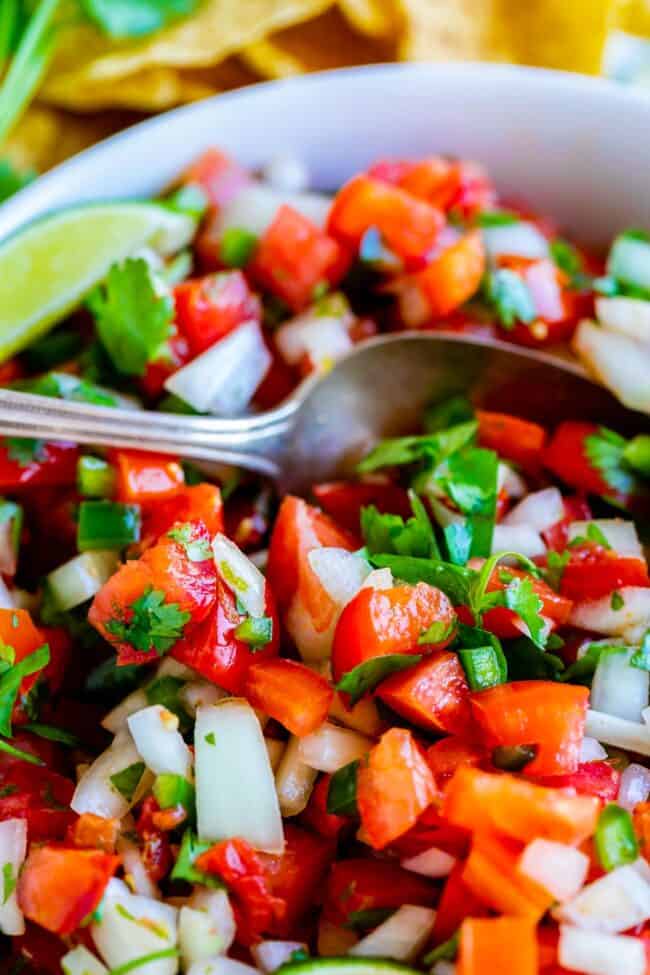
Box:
[358,420,477,473]
[326,760,359,817]
[5,437,46,468]
[431,446,498,558]
[611,591,625,611]
[2,862,15,904]
[476,210,518,227]
[21,722,80,746]
[502,574,546,649]
[168,523,212,561]
[234,615,273,649]
[171,830,223,889]
[484,267,536,329]
[110,762,145,802]
[0,643,50,738]
[336,653,422,705]
[106,586,190,655]
[361,491,440,560]
[543,550,570,591]
[220,227,258,268]
[424,394,474,434]
[584,426,641,500]
[204,732,216,745]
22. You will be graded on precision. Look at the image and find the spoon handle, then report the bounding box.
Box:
[0,389,294,478]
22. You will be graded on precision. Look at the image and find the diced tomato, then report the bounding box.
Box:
[0,440,78,490]
[254,343,300,411]
[410,230,485,317]
[68,813,119,853]
[196,837,284,945]
[426,736,485,795]
[300,775,348,840]
[538,760,620,801]
[495,256,582,347]
[18,845,119,935]
[244,658,333,737]
[323,858,435,926]
[113,449,184,503]
[376,650,473,737]
[357,728,437,849]
[634,802,650,856]
[37,625,72,696]
[432,861,488,944]
[182,148,249,209]
[0,608,48,725]
[458,915,538,975]
[332,583,456,683]
[559,550,650,601]
[462,830,553,920]
[141,483,224,547]
[397,157,461,209]
[136,796,173,882]
[389,804,471,860]
[328,175,445,265]
[251,205,345,312]
[140,331,190,399]
[542,496,592,551]
[476,410,547,472]
[174,271,262,357]
[470,681,588,777]
[478,564,572,639]
[0,766,75,840]
[260,824,336,936]
[443,767,600,845]
[312,480,411,535]
[366,158,415,185]
[544,422,619,500]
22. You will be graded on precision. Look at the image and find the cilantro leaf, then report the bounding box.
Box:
[105,586,190,656]
[110,762,145,802]
[361,492,439,560]
[168,523,212,562]
[13,372,118,407]
[87,258,174,377]
[336,654,422,705]
[501,574,546,649]
[432,446,498,558]
[0,159,33,204]
[5,437,46,468]
[484,268,536,330]
[327,760,359,817]
[79,0,199,39]
[584,427,641,500]
[0,644,50,738]
[424,395,474,434]
[370,554,474,606]
[476,211,518,227]
[631,630,650,671]
[504,636,565,681]
[171,830,224,889]
[358,421,477,473]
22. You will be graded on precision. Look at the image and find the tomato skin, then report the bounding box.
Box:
[136,796,173,882]
[542,496,592,551]
[18,845,119,935]
[476,410,547,472]
[357,728,437,850]
[433,861,489,945]
[300,775,348,840]
[389,804,471,860]
[174,271,261,357]
[426,736,485,795]
[140,331,190,399]
[559,551,650,601]
[68,813,119,853]
[113,449,185,503]
[377,650,473,737]
[480,565,572,638]
[537,760,620,802]
[182,148,249,209]
[544,422,612,498]
[244,658,333,737]
[412,230,485,317]
[471,680,588,777]
[328,175,445,264]
[141,483,224,547]
[331,582,456,683]
[312,480,411,535]
[0,766,75,840]
[0,440,78,490]
[251,205,345,312]
[260,824,336,936]
[323,858,435,926]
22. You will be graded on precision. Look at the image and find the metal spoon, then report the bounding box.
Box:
[0,332,643,494]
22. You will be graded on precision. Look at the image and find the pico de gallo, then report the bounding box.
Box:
[0,149,649,975]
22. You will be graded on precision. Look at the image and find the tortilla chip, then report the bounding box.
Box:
[394,0,506,62]
[337,0,402,38]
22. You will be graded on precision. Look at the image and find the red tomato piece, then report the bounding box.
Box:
[0,608,48,725]
[244,658,333,737]
[388,804,471,860]
[327,175,445,264]
[136,796,173,882]
[482,564,573,633]
[0,440,77,490]
[260,824,336,936]
[0,766,75,841]
[18,845,119,935]
[542,496,592,551]
[544,422,613,499]
[182,148,249,209]
[537,760,621,802]
[357,728,437,849]
[300,775,348,840]
[366,158,415,185]
[113,449,184,503]
[462,830,552,920]
[397,157,461,209]
[312,480,411,535]
[471,680,588,777]
[141,520,216,620]
[196,837,284,945]
[68,813,119,853]
[458,915,538,975]
[174,271,261,357]
[376,650,473,736]
[141,483,224,547]
[332,582,456,683]
[140,331,190,399]
[433,861,489,944]
[560,551,650,601]
[411,230,485,317]
[323,858,435,926]
[426,736,485,795]
[37,625,72,696]
[476,409,546,472]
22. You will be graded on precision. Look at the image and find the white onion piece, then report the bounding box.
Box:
[567,519,642,558]
[482,221,550,260]
[266,738,285,772]
[579,736,608,762]
[361,567,393,591]
[596,296,650,344]
[298,721,373,771]
[286,595,335,662]
[71,731,148,819]
[187,958,261,975]
[61,946,109,975]
[574,320,650,415]
[349,905,436,962]
[276,315,353,372]
[502,487,564,532]
[92,878,178,975]
[252,941,307,973]
[554,861,650,932]
[263,155,310,193]
[165,320,271,417]
[0,577,15,609]
[329,692,383,737]
[497,462,526,500]
[118,836,159,899]
[591,647,649,722]
[128,705,192,779]
[308,548,371,605]
[102,689,148,734]
[47,550,119,611]
[491,524,546,558]
[188,889,236,957]
[275,735,318,816]
[618,763,650,811]
[586,709,650,756]
[195,700,283,853]
[518,839,589,903]
[213,534,266,619]
[179,680,228,717]
[558,925,646,975]
[180,892,236,970]
[570,587,650,636]
[643,706,650,726]
[217,184,330,235]
[401,846,456,878]
[0,819,26,935]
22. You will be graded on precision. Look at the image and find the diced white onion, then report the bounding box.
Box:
[308,548,371,606]
[554,861,650,932]
[266,738,285,772]
[187,889,236,959]
[47,550,120,611]
[591,647,649,722]
[0,819,26,935]
[361,567,394,591]
[263,155,310,194]
[558,924,646,975]
[92,878,178,975]
[71,731,150,819]
[570,587,650,637]
[518,839,589,903]
[195,700,284,853]
[502,487,564,533]
[567,519,642,558]
[286,595,335,662]
[165,320,271,417]
[596,296,650,345]
[212,534,266,619]
[618,763,650,812]
[579,736,608,762]
[179,680,228,717]
[401,846,456,879]
[482,221,550,260]
[180,907,226,970]
[252,941,307,973]
[643,706,650,726]
[102,689,148,734]
[0,577,16,609]
[573,320,650,415]
[329,691,383,737]
[497,462,526,500]
[275,735,318,816]
[276,313,353,371]
[585,709,650,756]
[118,835,159,899]
[187,959,261,975]
[298,721,373,771]
[349,905,437,962]
[128,705,192,779]
[61,946,109,975]
[217,183,331,235]
[491,524,546,558]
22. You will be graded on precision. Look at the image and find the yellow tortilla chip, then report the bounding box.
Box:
[4,106,133,173]
[394,0,506,62]
[337,0,402,38]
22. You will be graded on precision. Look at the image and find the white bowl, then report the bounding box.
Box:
[1,63,649,247]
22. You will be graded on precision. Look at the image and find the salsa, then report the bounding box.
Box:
[0,149,649,975]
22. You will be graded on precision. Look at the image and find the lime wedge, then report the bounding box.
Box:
[0,202,196,360]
